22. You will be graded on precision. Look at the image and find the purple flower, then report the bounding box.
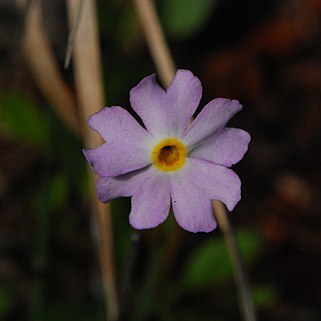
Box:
[84,70,250,233]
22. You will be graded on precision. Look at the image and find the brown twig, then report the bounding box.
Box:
[24,0,81,136]
[66,1,118,320]
[64,0,84,69]
[132,1,256,321]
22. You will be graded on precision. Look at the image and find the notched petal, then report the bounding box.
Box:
[189,128,251,167]
[84,107,155,177]
[83,140,151,177]
[184,98,243,147]
[96,165,153,203]
[130,74,169,139]
[171,176,217,233]
[88,106,154,144]
[166,69,202,136]
[129,171,171,229]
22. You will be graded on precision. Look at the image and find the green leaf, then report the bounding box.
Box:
[253,286,277,308]
[48,173,69,212]
[0,287,14,318]
[0,91,49,147]
[161,0,217,39]
[182,230,262,291]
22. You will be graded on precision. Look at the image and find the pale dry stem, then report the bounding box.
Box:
[213,201,257,321]
[24,1,119,320]
[66,1,118,320]
[24,0,81,136]
[133,0,176,88]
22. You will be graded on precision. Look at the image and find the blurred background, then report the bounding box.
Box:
[1,0,321,320]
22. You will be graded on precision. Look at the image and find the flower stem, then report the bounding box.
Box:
[133,0,176,88]
[66,1,118,320]
[133,1,256,320]
[213,201,257,321]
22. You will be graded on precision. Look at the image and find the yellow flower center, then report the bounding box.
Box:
[151,138,187,172]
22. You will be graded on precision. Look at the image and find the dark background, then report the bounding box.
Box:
[1,0,321,320]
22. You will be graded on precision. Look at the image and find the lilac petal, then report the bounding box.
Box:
[171,182,217,233]
[96,166,152,202]
[130,70,202,139]
[166,70,202,137]
[183,98,242,147]
[88,106,154,146]
[129,74,169,139]
[84,142,148,177]
[97,166,171,229]
[171,158,241,233]
[130,172,170,229]
[84,107,154,176]
[189,128,251,167]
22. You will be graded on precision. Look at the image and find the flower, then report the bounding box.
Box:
[83,70,251,233]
